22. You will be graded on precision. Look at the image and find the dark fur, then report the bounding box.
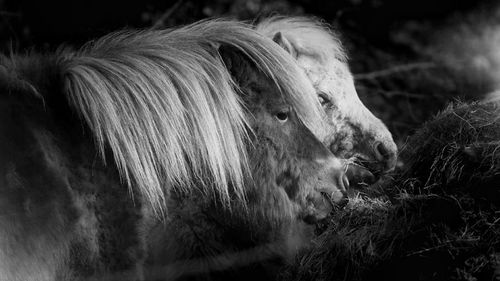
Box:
[0,55,147,280]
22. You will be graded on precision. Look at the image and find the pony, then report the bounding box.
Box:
[256,16,398,186]
[144,44,347,281]
[0,19,344,280]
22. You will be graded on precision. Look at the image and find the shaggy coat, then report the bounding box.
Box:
[0,19,332,280]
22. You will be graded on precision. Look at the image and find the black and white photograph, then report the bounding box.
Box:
[0,0,499,280]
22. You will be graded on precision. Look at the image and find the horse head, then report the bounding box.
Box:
[257,17,398,188]
[219,46,347,227]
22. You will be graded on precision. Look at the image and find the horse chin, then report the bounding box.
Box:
[300,167,350,224]
[301,190,347,224]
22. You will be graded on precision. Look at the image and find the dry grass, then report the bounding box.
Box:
[281,101,500,281]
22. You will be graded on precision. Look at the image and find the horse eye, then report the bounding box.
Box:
[275,111,289,122]
[318,93,330,106]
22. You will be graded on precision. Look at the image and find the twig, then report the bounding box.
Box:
[406,238,479,257]
[145,242,284,280]
[354,62,436,80]
[0,11,22,17]
[152,0,184,29]
[82,241,287,281]
[356,86,430,100]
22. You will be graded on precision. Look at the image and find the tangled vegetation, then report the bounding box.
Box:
[282,101,500,281]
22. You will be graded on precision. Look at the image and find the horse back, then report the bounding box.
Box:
[0,55,149,280]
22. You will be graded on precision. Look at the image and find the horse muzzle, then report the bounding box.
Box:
[302,170,349,224]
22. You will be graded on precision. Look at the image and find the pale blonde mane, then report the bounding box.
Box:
[256,16,347,64]
[58,19,318,213]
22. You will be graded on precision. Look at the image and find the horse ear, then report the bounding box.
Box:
[272,32,298,58]
[218,45,252,84]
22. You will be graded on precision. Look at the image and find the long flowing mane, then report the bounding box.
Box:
[256,16,347,65]
[55,19,319,212]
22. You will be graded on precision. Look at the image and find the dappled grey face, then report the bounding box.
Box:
[272,32,398,187]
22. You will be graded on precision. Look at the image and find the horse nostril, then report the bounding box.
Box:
[374,141,391,161]
[373,141,398,172]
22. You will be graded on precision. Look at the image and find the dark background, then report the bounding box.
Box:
[0,0,492,47]
[1,0,498,146]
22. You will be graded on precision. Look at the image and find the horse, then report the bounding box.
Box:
[0,19,344,281]
[144,43,348,281]
[256,16,398,187]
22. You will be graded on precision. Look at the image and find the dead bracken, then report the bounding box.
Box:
[282,101,500,281]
